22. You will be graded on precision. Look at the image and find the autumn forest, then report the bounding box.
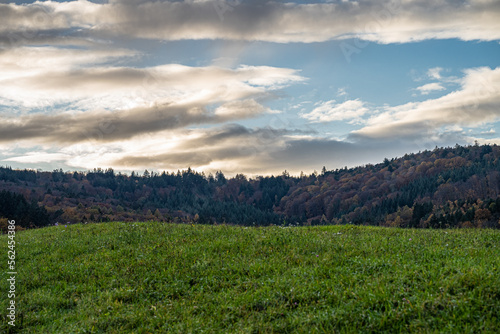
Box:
[2,144,500,230]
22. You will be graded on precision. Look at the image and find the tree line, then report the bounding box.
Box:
[1,143,500,229]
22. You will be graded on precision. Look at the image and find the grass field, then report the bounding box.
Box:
[1,222,499,333]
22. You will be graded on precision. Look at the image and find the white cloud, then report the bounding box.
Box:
[351,66,500,141]
[337,88,348,97]
[300,99,368,123]
[0,46,304,112]
[4,152,70,164]
[417,82,446,95]
[0,46,137,81]
[427,67,443,80]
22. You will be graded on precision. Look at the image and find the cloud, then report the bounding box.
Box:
[4,123,402,176]
[1,1,499,44]
[32,124,293,173]
[263,136,411,174]
[0,2,71,34]
[4,152,70,164]
[0,46,138,83]
[105,124,411,175]
[2,1,499,176]
[0,97,280,144]
[110,124,290,171]
[427,67,443,80]
[351,66,500,142]
[0,46,304,145]
[337,88,348,97]
[416,82,446,95]
[300,99,368,123]
[0,47,304,111]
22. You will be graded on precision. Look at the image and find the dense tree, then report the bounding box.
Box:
[1,144,500,228]
[0,190,50,227]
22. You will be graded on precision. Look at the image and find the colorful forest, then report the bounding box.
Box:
[2,144,500,230]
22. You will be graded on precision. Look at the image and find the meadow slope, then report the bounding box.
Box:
[1,222,499,333]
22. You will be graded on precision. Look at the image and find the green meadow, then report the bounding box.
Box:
[1,222,499,333]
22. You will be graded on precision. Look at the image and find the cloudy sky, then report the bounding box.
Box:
[1,0,499,176]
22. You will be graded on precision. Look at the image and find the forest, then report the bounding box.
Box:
[1,143,500,229]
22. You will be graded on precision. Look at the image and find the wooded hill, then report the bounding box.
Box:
[1,144,500,229]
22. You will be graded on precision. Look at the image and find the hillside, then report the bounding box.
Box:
[1,223,498,333]
[2,144,500,228]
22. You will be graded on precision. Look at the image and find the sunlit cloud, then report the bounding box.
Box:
[351,67,500,142]
[0,47,304,111]
[1,1,499,44]
[300,99,369,123]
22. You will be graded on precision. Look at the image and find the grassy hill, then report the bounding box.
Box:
[1,222,499,333]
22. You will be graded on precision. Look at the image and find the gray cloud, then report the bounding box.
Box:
[0,1,92,47]
[0,31,91,48]
[251,135,422,175]
[1,1,499,44]
[174,124,306,151]
[0,127,461,176]
[0,99,274,144]
[103,123,408,175]
[96,0,500,43]
[97,124,291,171]
[0,120,473,176]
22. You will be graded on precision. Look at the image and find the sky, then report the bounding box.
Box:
[0,0,499,176]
